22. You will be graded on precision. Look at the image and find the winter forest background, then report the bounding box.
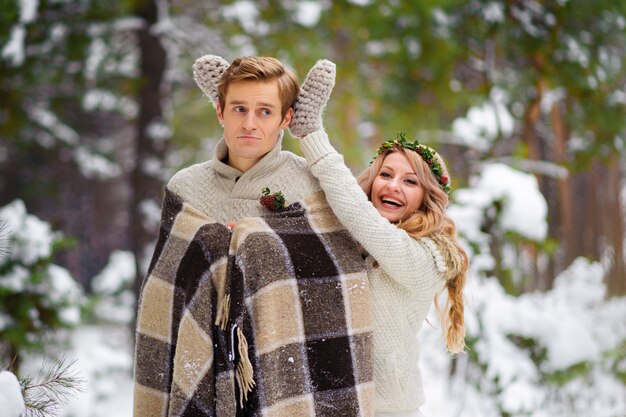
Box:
[1,0,626,416]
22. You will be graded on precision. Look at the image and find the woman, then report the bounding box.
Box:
[298,129,468,416]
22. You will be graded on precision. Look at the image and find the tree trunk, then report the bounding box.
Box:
[606,155,625,296]
[550,101,575,273]
[577,166,601,260]
[522,76,547,290]
[131,0,168,326]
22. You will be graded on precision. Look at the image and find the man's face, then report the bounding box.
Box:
[216,80,292,173]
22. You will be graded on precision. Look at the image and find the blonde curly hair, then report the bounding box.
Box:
[357,145,469,354]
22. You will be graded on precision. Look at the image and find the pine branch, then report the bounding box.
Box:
[20,356,84,417]
[0,218,10,262]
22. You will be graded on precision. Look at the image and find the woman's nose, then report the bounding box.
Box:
[387,178,401,191]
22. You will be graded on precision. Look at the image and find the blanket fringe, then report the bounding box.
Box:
[215,293,230,330]
[235,326,255,407]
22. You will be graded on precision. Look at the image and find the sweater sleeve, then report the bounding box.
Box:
[300,131,445,292]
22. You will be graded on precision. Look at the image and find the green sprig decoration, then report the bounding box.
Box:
[372,132,451,195]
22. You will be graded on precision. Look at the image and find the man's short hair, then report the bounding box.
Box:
[217,56,300,119]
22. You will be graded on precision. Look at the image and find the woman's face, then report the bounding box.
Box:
[371,152,425,223]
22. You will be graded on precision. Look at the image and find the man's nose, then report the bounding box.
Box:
[242,112,257,130]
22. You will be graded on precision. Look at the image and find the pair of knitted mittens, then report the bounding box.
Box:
[192,55,336,138]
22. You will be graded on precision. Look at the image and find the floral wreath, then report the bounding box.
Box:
[372,132,451,195]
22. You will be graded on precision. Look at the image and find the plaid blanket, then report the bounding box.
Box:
[133,189,234,416]
[133,190,373,417]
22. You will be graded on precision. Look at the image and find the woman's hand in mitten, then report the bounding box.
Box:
[288,59,336,138]
[193,55,230,107]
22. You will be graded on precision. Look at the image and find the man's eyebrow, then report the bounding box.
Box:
[227,100,277,108]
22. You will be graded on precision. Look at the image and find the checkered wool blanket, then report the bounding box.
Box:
[133,190,373,417]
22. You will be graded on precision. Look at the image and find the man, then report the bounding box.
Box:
[134,56,365,417]
[167,55,322,224]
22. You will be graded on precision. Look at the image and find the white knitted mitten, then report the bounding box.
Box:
[193,54,230,106]
[289,59,336,138]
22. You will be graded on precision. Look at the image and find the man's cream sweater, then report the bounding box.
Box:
[167,136,321,223]
[301,131,448,413]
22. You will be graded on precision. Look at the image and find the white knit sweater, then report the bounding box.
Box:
[167,135,321,223]
[301,131,446,413]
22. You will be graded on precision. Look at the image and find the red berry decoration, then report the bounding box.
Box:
[260,187,286,211]
[441,175,449,185]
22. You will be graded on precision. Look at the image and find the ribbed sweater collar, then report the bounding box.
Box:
[211,134,285,183]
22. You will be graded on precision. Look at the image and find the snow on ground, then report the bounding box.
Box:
[18,325,134,417]
[59,325,134,417]
[0,370,26,417]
